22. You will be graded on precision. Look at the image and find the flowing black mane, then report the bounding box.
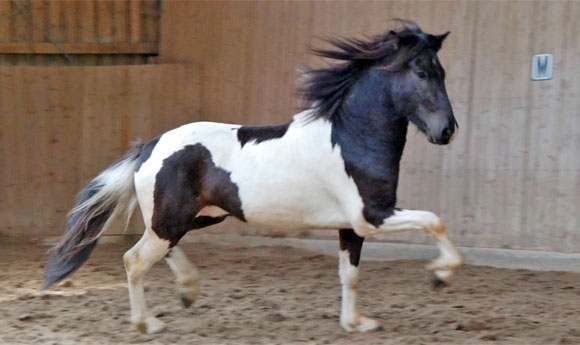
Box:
[300,20,446,120]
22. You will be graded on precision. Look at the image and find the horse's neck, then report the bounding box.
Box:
[329,111,408,208]
[330,111,408,167]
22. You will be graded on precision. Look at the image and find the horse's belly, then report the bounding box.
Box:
[235,176,354,230]
[242,200,351,230]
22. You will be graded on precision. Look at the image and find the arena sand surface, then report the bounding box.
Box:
[1,238,579,345]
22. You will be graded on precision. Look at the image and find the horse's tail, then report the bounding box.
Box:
[43,143,144,289]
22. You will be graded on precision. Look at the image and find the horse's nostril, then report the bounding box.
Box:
[442,127,453,140]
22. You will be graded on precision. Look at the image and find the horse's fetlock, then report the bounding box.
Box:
[450,254,465,270]
[340,317,357,332]
[136,322,147,334]
[134,316,167,334]
[178,275,200,289]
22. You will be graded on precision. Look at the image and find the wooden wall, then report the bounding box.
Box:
[0,0,159,65]
[0,1,578,252]
[0,64,200,236]
[159,1,580,252]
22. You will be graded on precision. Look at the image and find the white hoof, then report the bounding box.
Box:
[135,316,167,334]
[341,315,382,332]
[426,255,463,287]
[434,269,454,281]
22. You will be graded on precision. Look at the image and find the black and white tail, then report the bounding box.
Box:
[43,144,144,289]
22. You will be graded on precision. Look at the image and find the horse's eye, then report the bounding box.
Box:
[416,70,427,79]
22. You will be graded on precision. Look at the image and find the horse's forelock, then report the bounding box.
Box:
[380,24,449,71]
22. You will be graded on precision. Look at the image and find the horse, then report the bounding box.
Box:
[44,20,463,334]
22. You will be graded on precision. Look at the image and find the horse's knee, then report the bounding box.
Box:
[126,232,172,284]
[411,210,445,236]
[124,250,146,283]
[123,250,135,270]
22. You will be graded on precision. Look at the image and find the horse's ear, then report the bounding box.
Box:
[437,31,450,42]
[434,31,450,50]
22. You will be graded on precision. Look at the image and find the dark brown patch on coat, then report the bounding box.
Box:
[237,123,290,147]
[152,144,245,246]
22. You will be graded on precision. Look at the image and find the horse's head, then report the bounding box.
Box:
[383,23,457,145]
[300,20,457,146]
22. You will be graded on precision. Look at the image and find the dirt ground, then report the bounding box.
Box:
[1,239,580,345]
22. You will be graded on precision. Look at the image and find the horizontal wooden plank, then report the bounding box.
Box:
[0,42,158,54]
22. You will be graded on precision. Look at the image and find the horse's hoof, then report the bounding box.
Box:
[372,325,385,332]
[178,284,199,308]
[341,316,381,332]
[180,293,194,308]
[430,272,449,290]
[136,317,167,334]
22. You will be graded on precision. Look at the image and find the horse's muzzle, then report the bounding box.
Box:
[428,126,455,145]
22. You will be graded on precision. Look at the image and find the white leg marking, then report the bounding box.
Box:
[356,209,464,284]
[381,209,441,233]
[338,250,380,332]
[123,229,171,334]
[165,246,201,307]
[426,233,464,283]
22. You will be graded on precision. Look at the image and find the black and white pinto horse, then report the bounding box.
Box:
[45,21,463,334]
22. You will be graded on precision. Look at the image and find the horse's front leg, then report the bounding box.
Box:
[355,209,464,287]
[338,229,382,332]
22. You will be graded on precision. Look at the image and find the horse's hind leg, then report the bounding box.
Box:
[123,228,170,334]
[165,246,200,308]
[163,215,226,308]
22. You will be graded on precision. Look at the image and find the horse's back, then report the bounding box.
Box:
[135,121,241,177]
